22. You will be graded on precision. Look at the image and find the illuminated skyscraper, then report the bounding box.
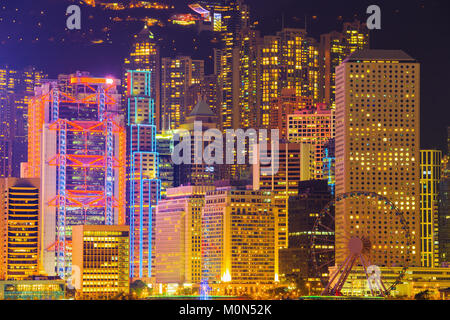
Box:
[161,56,205,129]
[177,99,218,187]
[260,29,319,128]
[287,105,335,180]
[154,186,215,285]
[186,74,219,118]
[280,180,333,280]
[126,70,161,280]
[323,138,336,195]
[420,150,441,267]
[201,188,278,295]
[0,178,40,280]
[234,28,261,129]
[0,67,46,177]
[319,21,370,108]
[124,26,161,131]
[209,0,250,131]
[439,134,450,263]
[72,225,130,299]
[269,88,313,140]
[24,72,126,278]
[156,130,176,198]
[335,50,421,267]
[277,28,320,103]
[260,35,281,128]
[257,141,313,250]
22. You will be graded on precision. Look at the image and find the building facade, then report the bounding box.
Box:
[161,56,205,129]
[201,188,278,295]
[281,180,333,279]
[0,66,46,178]
[319,21,370,108]
[0,178,40,280]
[335,50,421,267]
[24,72,126,278]
[154,186,215,286]
[124,26,161,131]
[126,70,161,280]
[439,140,450,263]
[287,105,335,179]
[72,225,130,299]
[420,150,441,267]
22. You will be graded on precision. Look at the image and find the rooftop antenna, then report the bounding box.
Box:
[282,13,285,30]
[304,14,307,32]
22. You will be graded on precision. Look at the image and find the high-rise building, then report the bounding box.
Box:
[287,105,335,179]
[124,26,161,131]
[72,225,130,299]
[234,27,261,129]
[24,72,126,278]
[260,28,319,128]
[319,21,370,108]
[156,130,176,198]
[186,74,219,119]
[439,129,450,263]
[0,178,40,280]
[260,35,281,128]
[154,186,215,285]
[177,99,218,187]
[126,70,161,280]
[269,89,313,140]
[323,138,336,195]
[335,50,421,267]
[280,180,332,280]
[201,188,278,295]
[161,56,205,129]
[210,0,250,131]
[257,141,313,250]
[0,66,46,177]
[277,28,320,103]
[420,150,441,267]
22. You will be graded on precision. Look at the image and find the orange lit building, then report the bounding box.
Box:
[319,21,370,108]
[257,142,313,249]
[335,50,421,267]
[161,56,205,129]
[269,88,313,139]
[72,225,130,299]
[287,105,334,179]
[0,178,41,280]
[201,188,278,296]
[24,72,126,279]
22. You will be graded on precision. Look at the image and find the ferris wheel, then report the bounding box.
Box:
[310,191,412,297]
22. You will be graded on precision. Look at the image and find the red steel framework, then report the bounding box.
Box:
[26,75,126,277]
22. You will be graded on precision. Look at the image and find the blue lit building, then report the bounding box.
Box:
[126,70,161,281]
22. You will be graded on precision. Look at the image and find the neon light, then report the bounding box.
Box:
[26,74,124,279]
[57,120,67,278]
[127,70,161,280]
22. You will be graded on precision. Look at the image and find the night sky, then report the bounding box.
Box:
[0,0,449,152]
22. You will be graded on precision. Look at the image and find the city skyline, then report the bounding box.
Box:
[0,0,448,151]
[0,0,449,302]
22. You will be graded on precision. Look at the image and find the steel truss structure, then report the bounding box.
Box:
[26,74,126,278]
